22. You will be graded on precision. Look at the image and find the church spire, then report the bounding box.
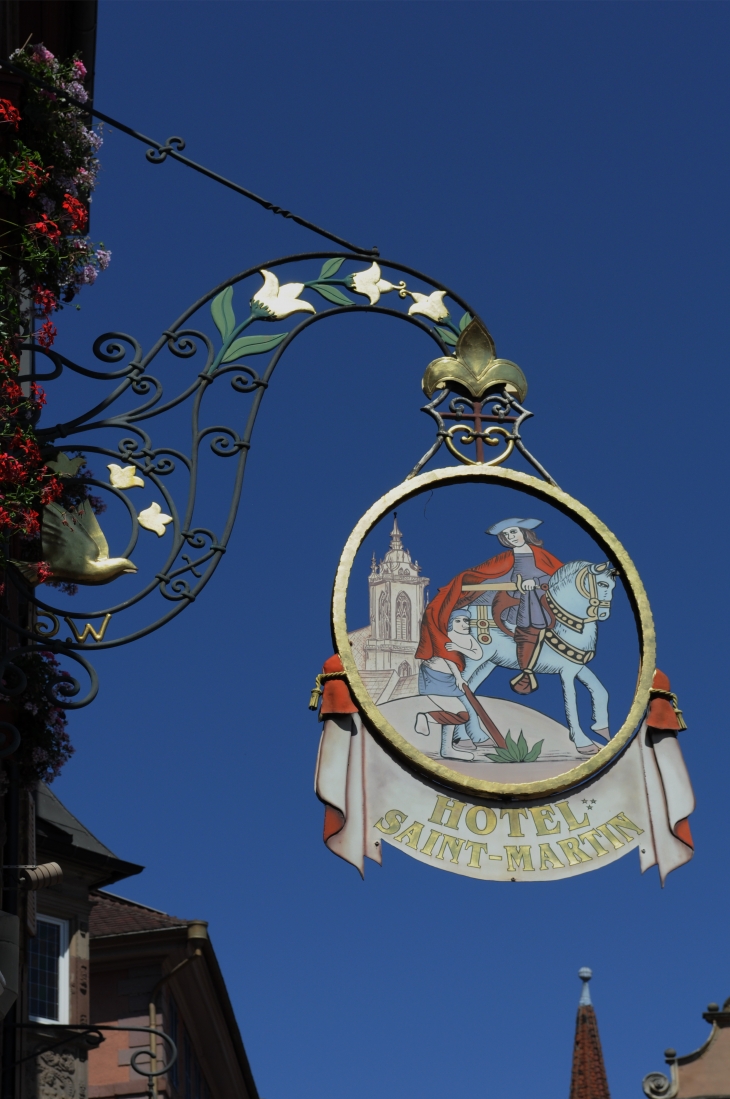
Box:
[389,512,403,551]
[569,968,611,1099]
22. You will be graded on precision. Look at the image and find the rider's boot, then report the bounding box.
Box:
[509,626,544,695]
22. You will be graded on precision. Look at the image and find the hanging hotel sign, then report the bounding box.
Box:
[312,315,694,884]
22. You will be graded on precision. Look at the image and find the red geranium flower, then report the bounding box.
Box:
[2,380,23,403]
[17,509,40,538]
[0,99,21,130]
[36,561,54,583]
[61,194,88,233]
[27,215,61,243]
[33,288,57,316]
[36,321,57,348]
[30,383,47,407]
[17,160,48,198]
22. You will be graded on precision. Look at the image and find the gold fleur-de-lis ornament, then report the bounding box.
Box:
[422,316,528,403]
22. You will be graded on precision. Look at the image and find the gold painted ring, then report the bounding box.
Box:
[331,464,655,800]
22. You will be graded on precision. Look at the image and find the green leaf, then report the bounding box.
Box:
[459,311,473,332]
[211,286,235,341]
[524,739,544,762]
[517,730,528,757]
[221,332,287,363]
[505,731,522,761]
[310,282,354,307]
[434,326,458,346]
[485,748,513,764]
[319,257,345,280]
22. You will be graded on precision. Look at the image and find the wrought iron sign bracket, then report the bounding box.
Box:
[0,252,550,744]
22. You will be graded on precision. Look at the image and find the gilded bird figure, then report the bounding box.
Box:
[12,502,137,585]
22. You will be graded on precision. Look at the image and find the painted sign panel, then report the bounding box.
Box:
[314,712,694,883]
[333,465,655,800]
[312,463,694,884]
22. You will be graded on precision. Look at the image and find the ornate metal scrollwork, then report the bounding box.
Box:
[3,252,550,706]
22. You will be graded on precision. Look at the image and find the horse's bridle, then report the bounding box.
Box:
[545,563,614,633]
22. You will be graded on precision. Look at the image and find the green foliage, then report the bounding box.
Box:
[434,325,458,346]
[221,332,288,363]
[211,286,235,341]
[318,257,345,280]
[486,730,543,764]
[309,282,354,307]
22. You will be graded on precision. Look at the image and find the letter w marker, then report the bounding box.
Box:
[64,614,112,644]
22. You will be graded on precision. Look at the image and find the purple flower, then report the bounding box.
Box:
[67,81,88,104]
[32,44,55,64]
[38,196,55,215]
[80,265,97,285]
[95,249,111,270]
[82,127,103,152]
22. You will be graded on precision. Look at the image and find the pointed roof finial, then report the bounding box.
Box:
[389,511,403,551]
[570,967,610,1099]
[579,967,593,1006]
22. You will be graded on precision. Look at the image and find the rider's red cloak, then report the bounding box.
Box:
[415,548,564,670]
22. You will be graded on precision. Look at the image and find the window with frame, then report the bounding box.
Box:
[28,915,69,1024]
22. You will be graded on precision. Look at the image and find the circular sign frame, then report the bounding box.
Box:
[332,465,655,799]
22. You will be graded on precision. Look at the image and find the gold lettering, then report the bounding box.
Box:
[500,808,529,837]
[375,810,407,835]
[64,613,112,644]
[429,796,467,830]
[604,811,644,843]
[420,829,444,856]
[578,827,611,858]
[529,806,561,836]
[538,843,565,870]
[465,806,497,835]
[557,837,593,865]
[555,800,590,830]
[463,841,489,868]
[504,845,535,872]
[435,835,465,863]
[597,824,625,850]
[393,822,424,849]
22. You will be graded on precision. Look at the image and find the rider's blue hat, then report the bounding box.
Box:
[486,517,543,535]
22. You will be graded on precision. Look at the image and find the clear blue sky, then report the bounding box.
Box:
[48,3,730,1098]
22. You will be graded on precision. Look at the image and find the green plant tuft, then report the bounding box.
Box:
[486,730,543,764]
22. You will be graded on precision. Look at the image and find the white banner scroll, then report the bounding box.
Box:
[315,710,694,885]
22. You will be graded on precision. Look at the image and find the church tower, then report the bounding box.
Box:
[570,968,611,1099]
[363,515,428,676]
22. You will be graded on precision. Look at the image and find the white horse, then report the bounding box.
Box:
[464,560,616,753]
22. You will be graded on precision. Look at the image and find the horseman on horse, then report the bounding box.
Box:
[415,517,562,696]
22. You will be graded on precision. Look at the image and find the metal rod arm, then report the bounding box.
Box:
[0,58,378,257]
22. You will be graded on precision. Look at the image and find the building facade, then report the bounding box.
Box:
[9,784,257,1099]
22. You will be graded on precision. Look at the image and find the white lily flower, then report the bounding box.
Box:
[408,290,450,322]
[251,269,316,319]
[348,262,395,305]
[107,463,145,489]
[137,502,173,537]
